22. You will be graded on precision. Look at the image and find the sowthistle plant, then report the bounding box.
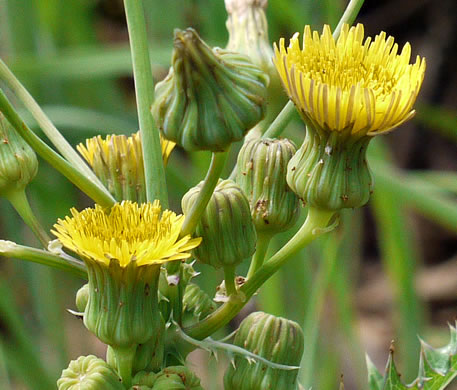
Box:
[2,0,452,389]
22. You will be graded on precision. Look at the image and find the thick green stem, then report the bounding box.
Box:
[262,0,365,140]
[5,190,50,248]
[184,207,335,339]
[180,151,228,237]
[0,59,109,195]
[0,240,87,279]
[111,345,137,388]
[246,231,271,279]
[123,0,168,207]
[0,90,115,207]
[224,265,237,296]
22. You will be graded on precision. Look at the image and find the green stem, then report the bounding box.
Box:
[262,101,296,139]
[111,345,137,388]
[333,0,366,38]
[180,151,228,237]
[184,207,335,339]
[299,234,341,388]
[0,240,87,279]
[5,190,50,248]
[123,0,168,207]
[246,231,272,279]
[262,0,365,140]
[0,59,109,196]
[0,90,115,207]
[224,265,237,296]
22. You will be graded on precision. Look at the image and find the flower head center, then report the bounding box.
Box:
[52,201,201,267]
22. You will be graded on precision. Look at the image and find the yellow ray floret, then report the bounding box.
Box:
[273,24,426,135]
[77,131,175,168]
[52,201,201,267]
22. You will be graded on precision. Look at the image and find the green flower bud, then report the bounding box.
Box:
[57,355,124,390]
[182,283,217,326]
[132,371,156,387]
[83,260,162,349]
[236,138,299,234]
[224,312,304,390]
[152,366,203,390]
[75,283,89,313]
[157,262,199,323]
[152,28,269,152]
[287,128,372,210]
[182,179,256,269]
[0,113,38,197]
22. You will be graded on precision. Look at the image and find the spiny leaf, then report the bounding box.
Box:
[366,324,457,390]
[382,349,408,390]
[366,355,384,390]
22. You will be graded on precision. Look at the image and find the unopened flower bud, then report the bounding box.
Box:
[57,355,124,390]
[152,28,268,152]
[75,283,89,313]
[183,283,217,326]
[224,311,303,390]
[131,370,156,388]
[152,366,203,390]
[77,131,174,203]
[236,138,299,233]
[182,179,256,269]
[0,113,38,198]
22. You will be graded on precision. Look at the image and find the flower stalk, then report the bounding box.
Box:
[123,0,168,207]
[246,231,271,279]
[0,240,87,279]
[5,190,51,248]
[180,151,228,237]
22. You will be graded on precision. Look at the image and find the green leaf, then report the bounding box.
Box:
[366,325,457,390]
[382,350,408,390]
[366,355,384,390]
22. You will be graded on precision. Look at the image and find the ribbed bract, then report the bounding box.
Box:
[287,128,373,210]
[224,312,304,390]
[182,179,256,269]
[152,366,203,390]
[57,355,123,390]
[83,260,163,349]
[236,138,299,233]
[152,28,268,152]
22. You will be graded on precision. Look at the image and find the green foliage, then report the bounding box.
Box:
[367,324,457,390]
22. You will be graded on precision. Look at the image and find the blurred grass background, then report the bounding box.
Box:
[0,0,456,389]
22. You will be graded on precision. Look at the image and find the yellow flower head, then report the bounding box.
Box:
[77,131,175,168]
[274,24,426,135]
[52,200,201,267]
[77,132,175,202]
